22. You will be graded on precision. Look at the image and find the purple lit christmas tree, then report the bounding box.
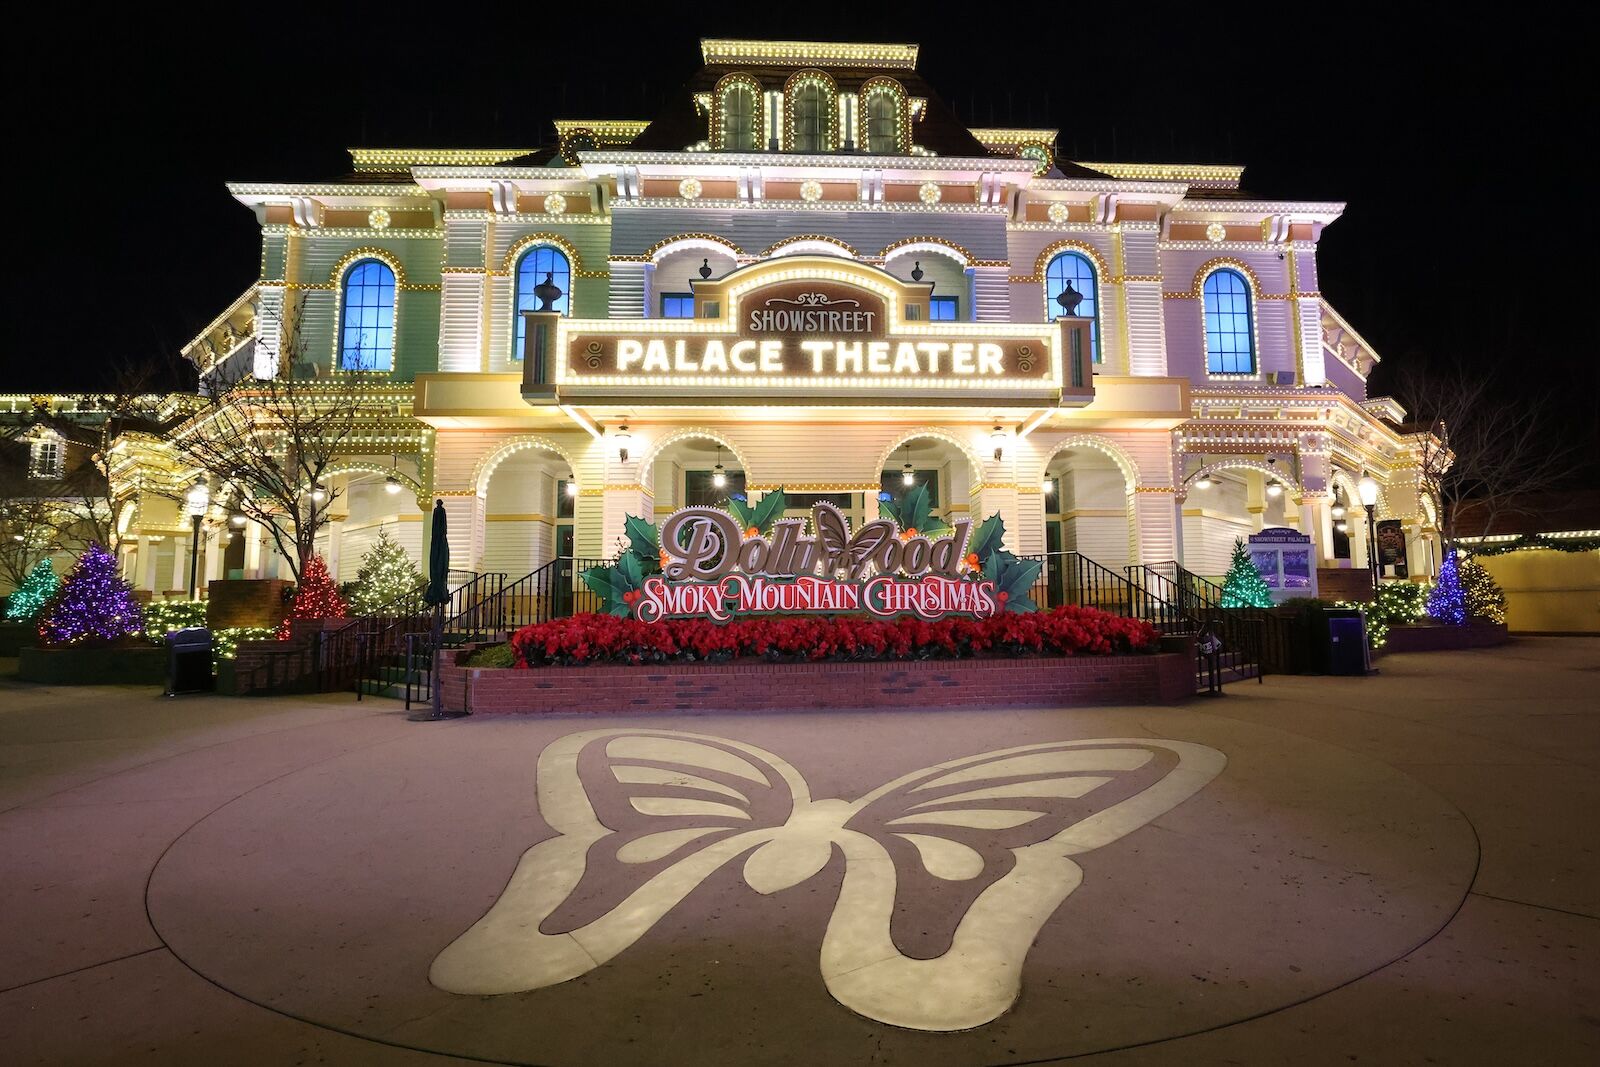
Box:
[37,543,144,646]
[1425,551,1467,626]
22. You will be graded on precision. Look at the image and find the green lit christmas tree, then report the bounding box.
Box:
[1220,538,1273,608]
[276,554,348,639]
[5,558,59,621]
[346,527,423,615]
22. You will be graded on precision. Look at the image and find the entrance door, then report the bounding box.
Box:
[1046,521,1064,608]
[554,523,575,616]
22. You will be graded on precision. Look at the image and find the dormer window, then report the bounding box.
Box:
[712,73,762,151]
[859,77,910,154]
[28,433,64,480]
[792,84,825,151]
[783,70,838,153]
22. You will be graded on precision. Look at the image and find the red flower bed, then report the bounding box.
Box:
[508,607,1159,668]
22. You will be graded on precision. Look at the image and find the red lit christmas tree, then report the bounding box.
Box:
[37,543,144,646]
[276,554,348,639]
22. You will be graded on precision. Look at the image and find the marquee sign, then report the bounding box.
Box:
[582,488,1043,624]
[523,257,1087,405]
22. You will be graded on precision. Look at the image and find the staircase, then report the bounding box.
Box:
[333,557,610,708]
[1026,552,1288,693]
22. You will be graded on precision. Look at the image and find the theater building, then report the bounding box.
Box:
[116,38,1433,601]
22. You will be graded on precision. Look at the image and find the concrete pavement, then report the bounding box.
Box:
[0,638,1595,1065]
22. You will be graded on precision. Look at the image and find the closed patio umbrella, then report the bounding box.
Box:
[411,499,467,721]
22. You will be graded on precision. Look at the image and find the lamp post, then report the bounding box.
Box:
[185,483,210,599]
[1357,472,1380,591]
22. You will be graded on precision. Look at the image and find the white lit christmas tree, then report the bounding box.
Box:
[345,527,423,615]
[1220,538,1273,608]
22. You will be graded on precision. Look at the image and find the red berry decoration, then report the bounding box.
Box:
[997,591,1009,604]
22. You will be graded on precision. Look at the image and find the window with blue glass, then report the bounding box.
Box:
[512,246,571,360]
[338,260,396,371]
[1202,268,1255,373]
[1044,251,1099,362]
[929,296,958,321]
[659,293,695,318]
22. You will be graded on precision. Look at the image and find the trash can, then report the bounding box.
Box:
[1324,608,1370,676]
[165,626,214,696]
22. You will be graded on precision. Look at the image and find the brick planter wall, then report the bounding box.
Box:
[207,579,292,630]
[439,650,1194,716]
[1380,621,1510,653]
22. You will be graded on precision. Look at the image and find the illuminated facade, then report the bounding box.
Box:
[94,38,1436,599]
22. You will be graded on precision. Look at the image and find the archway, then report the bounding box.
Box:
[1181,460,1301,579]
[312,469,427,586]
[646,433,749,516]
[481,444,578,579]
[1041,442,1137,573]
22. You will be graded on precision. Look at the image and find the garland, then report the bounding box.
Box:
[1462,534,1600,556]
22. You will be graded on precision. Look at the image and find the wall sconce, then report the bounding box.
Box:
[614,424,631,464]
[230,513,246,527]
[1265,458,1283,498]
[1041,477,1055,494]
[309,483,327,504]
[565,479,579,498]
[1195,475,1213,490]
[990,425,1005,462]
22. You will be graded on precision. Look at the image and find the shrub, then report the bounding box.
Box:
[465,643,517,668]
[508,607,1160,669]
[144,600,208,642]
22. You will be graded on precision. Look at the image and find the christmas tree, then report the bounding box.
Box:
[1220,538,1273,608]
[1425,551,1467,625]
[37,544,143,646]
[1460,557,1507,624]
[346,527,423,615]
[5,558,59,621]
[276,554,348,639]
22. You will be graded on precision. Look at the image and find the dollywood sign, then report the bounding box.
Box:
[581,487,1043,624]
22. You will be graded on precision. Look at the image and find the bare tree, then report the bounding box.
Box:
[1392,362,1579,548]
[0,364,165,583]
[0,472,62,589]
[163,303,370,582]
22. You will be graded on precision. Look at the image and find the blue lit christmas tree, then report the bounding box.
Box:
[5,558,59,621]
[1425,551,1467,625]
[1220,538,1273,608]
[37,543,144,646]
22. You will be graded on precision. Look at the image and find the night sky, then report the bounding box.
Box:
[5,11,1594,479]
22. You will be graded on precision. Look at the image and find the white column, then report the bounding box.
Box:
[243,525,263,578]
[171,536,189,594]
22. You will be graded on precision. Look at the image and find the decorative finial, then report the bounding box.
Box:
[699,258,712,279]
[533,271,563,312]
[910,261,923,282]
[1055,280,1083,315]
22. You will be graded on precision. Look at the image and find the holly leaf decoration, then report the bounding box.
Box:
[896,483,951,536]
[982,550,1042,613]
[727,495,755,530]
[966,514,1005,564]
[582,561,641,617]
[749,488,788,534]
[878,496,901,525]
[623,514,660,573]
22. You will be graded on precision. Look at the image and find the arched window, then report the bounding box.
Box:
[513,246,571,360]
[1045,251,1100,363]
[866,93,898,153]
[791,83,826,152]
[721,83,757,151]
[1202,268,1255,373]
[339,259,396,371]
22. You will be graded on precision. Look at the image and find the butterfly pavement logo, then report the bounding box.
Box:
[431,729,1225,1032]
